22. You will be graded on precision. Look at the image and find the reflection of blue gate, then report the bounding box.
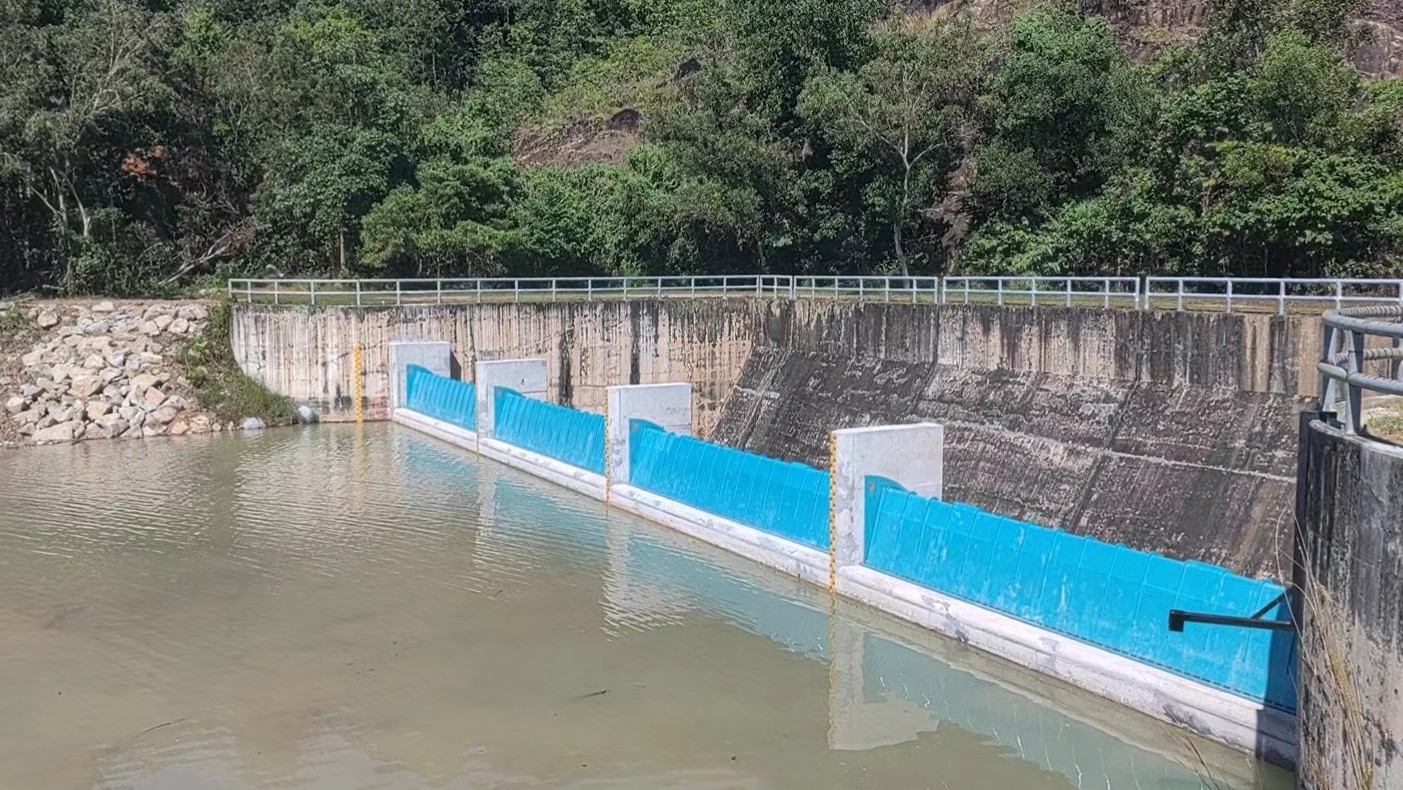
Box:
[493,388,605,474]
[628,419,830,550]
[864,478,1298,712]
[404,365,477,431]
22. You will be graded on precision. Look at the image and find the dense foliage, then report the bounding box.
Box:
[2,0,1400,294]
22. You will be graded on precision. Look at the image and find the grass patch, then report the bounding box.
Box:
[1370,413,1403,443]
[181,301,295,424]
[0,307,29,342]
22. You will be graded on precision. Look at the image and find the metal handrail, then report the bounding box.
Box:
[227,275,1403,313]
[1318,305,1403,435]
[1147,277,1403,315]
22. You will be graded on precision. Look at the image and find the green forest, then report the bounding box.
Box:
[3,0,1402,295]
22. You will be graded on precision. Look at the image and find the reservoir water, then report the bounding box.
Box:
[0,425,1291,789]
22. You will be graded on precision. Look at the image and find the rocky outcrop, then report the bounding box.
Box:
[1,300,238,447]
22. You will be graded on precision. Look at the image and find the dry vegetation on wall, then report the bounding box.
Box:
[3,0,1402,295]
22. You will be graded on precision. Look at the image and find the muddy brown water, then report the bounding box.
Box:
[0,425,1292,789]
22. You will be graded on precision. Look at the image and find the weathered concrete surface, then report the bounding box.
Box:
[1296,419,1403,790]
[231,301,763,433]
[714,302,1315,580]
[233,299,1317,578]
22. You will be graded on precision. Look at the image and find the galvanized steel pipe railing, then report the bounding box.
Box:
[228,275,1403,314]
[1318,305,1403,435]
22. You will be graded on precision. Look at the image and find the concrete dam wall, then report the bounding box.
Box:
[715,302,1316,580]
[232,299,1319,579]
[1295,419,1403,789]
[231,300,764,435]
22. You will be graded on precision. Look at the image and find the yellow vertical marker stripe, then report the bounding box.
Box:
[353,343,364,423]
[826,431,839,747]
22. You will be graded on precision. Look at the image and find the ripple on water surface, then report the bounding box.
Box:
[0,425,1292,789]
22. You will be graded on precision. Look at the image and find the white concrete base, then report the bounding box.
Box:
[393,407,477,452]
[478,436,606,501]
[609,484,830,587]
[836,564,1297,767]
[394,408,606,501]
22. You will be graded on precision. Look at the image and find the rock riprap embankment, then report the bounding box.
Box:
[1,300,235,445]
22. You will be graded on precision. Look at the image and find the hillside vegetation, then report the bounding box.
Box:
[2,0,1402,294]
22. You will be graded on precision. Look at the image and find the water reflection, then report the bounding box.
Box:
[0,425,1290,789]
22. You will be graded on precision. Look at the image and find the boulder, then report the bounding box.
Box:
[177,304,208,321]
[85,401,112,421]
[31,420,80,443]
[152,314,173,332]
[91,300,116,313]
[142,386,167,408]
[189,414,212,434]
[50,365,70,383]
[20,384,41,398]
[129,372,161,395]
[241,417,266,431]
[36,310,59,329]
[4,395,26,415]
[20,349,45,367]
[148,404,179,425]
[140,321,160,336]
[82,353,105,369]
[168,417,190,436]
[141,425,166,438]
[71,377,102,398]
[12,406,43,426]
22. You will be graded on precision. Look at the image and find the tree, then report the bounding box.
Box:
[800,21,988,276]
[0,0,176,289]
[254,125,409,271]
[360,156,520,275]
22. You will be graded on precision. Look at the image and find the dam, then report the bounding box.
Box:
[221,279,1339,769]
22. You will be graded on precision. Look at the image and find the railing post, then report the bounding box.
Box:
[755,276,762,296]
[1346,329,1366,434]
[623,278,629,300]
[997,279,1003,306]
[1066,279,1073,308]
[858,279,864,302]
[1225,280,1232,313]
[356,281,362,307]
[690,277,696,298]
[437,280,443,305]
[1103,279,1110,309]
[658,276,664,298]
[1177,280,1184,312]
[588,279,594,301]
[884,278,890,304]
[1278,280,1286,316]
[1030,279,1037,308]
[1394,335,1403,383]
[476,279,483,304]
[1336,280,1344,310]
[309,281,316,305]
[552,278,558,303]
[964,279,970,305]
[514,280,520,303]
[791,276,798,301]
[273,281,280,306]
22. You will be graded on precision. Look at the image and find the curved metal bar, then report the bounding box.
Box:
[1318,305,1403,435]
